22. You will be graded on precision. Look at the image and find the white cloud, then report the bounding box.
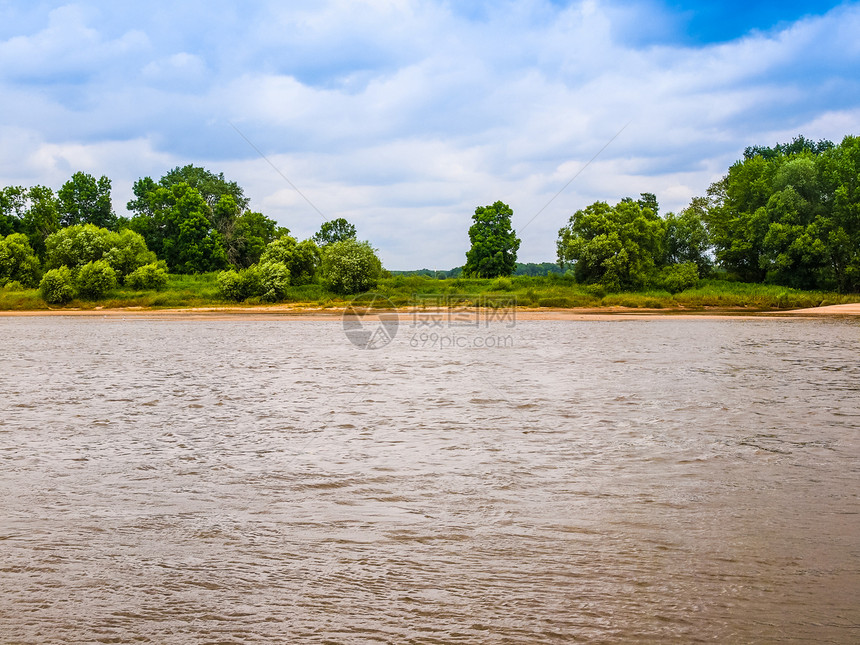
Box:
[0,0,858,269]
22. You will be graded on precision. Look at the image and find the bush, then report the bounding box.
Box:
[40,267,75,304]
[75,260,118,299]
[654,262,700,294]
[3,280,24,292]
[260,236,320,285]
[258,261,290,302]
[0,233,41,287]
[489,277,513,291]
[321,239,383,294]
[217,265,263,301]
[103,229,157,277]
[125,262,169,290]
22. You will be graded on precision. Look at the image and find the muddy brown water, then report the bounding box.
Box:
[1,316,858,643]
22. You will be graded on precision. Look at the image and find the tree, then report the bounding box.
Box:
[159,165,249,210]
[128,183,227,273]
[463,201,520,278]
[230,211,286,268]
[44,224,156,279]
[664,199,712,276]
[128,167,279,271]
[260,235,321,285]
[0,185,60,258]
[321,239,383,294]
[313,218,357,247]
[557,198,665,290]
[0,233,40,287]
[58,172,116,229]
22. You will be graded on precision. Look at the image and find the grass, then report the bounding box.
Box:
[1,273,857,312]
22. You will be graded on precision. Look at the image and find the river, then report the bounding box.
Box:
[1,315,858,643]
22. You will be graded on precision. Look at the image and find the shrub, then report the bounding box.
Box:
[489,277,513,291]
[125,262,169,290]
[0,233,41,287]
[40,267,75,304]
[75,260,118,299]
[258,261,290,302]
[654,262,700,294]
[260,235,320,285]
[217,265,263,301]
[3,280,24,292]
[321,239,383,294]
[45,224,111,270]
[103,229,157,277]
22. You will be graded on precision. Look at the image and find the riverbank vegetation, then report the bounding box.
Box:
[1,134,859,311]
[0,272,854,312]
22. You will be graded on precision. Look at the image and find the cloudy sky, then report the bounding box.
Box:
[1,0,858,269]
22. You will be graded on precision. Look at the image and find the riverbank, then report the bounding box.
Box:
[1,303,858,320]
[2,274,858,316]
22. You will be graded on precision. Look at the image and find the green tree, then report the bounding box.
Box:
[321,239,383,294]
[45,224,156,279]
[230,211,286,268]
[664,199,712,276]
[159,165,249,210]
[260,235,321,285]
[45,224,112,270]
[0,185,60,258]
[128,183,227,273]
[557,198,665,290]
[58,172,116,229]
[313,218,357,247]
[0,233,40,287]
[464,201,520,278]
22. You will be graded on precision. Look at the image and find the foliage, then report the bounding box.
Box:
[103,229,157,277]
[217,266,262,302]
[128,182,228,273]
[125,262,169,290]
[58,172,115,229]
[39,266,75,304]
[321,239,383,294]
[0,233,40,287]
[260,235,321,285]
[700,134,860,291]
[158,165,249,210]
[313,218,357,247]
[652,262,700,294]
[75,260,118,299]
[230,211,286,268]
[664,201,712,276]
[464,201,520,278]
[257,261,291,302]
[557,196,665,290]
[45,224,112,270]
[0,185,60,257]
[44,224,155,278]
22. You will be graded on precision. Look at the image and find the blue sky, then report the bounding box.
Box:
[0,0,857,269]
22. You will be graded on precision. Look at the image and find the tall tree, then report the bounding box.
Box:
[58,172,116,229]
[313,218,357,247]
[464,201,520,278]
[557,198,665,290]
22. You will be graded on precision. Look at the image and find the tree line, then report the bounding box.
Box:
[2,133,859,304]
[462,134,860,294]
[0,165,382,303]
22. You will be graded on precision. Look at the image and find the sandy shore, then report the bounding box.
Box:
[1,302,858,320]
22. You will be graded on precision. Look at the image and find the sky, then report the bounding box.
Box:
[0,0,858,270]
